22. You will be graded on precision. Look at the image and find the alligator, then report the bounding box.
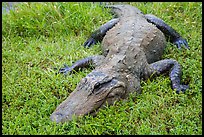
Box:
[50,4,189,123]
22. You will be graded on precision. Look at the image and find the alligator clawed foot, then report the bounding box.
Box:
[175,84,189,94]
[83,37,97,48]
[173,37,189,50]
[58,64,72,75]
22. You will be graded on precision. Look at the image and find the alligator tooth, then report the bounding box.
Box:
[153,29,158,34]
[122,59,126,65]
[126,41,131,45]
[139,38,143,43]
[131,48,135,52]
[128,37,133,41]
[134,54,137,59]
[147,42,150,45]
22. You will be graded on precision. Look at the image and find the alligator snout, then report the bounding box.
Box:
[50,112,69,123]
[50,71,125,123]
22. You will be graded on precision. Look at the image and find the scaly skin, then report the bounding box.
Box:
[50,5,189,123]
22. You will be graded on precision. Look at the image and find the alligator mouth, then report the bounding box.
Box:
[88,97,111,117]
[88,100,104,116]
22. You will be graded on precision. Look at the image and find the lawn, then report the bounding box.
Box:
[2,2,202,135]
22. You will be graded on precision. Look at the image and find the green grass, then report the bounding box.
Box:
[2,2,202,135]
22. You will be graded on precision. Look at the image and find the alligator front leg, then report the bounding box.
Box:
[83,18,119,47]
[144,14,189,49]
[125,74,141,95]
[59,55,105,75]
[145,59,189,93]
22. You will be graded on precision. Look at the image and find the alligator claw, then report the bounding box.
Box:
[175,84,189,94]
[173,37,189,50]
[83,37,97,48]
[59,64,72,75]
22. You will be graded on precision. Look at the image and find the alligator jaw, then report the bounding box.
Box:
[50,90,107,123]
[50,71,126,123]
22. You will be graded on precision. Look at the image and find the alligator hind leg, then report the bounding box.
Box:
[83,18,119,47]
[144,14,189,49]
[59,55,105,75]
[145,59,189,93]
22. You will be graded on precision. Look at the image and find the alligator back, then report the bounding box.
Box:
[102,5,166,64]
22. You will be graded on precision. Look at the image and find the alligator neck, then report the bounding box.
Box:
[107,5,143,18]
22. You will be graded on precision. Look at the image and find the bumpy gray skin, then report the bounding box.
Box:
[50,5,189,123]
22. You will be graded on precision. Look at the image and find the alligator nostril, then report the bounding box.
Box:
[50,112,64,123]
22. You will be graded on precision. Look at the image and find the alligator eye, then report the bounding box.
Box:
[94,82,101,90]
[92,79,113,94]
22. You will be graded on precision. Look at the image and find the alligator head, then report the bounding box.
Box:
[50,70,126,123]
